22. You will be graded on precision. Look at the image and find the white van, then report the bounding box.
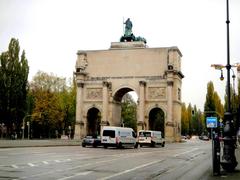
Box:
[101,126,138,148]
[137,130,165,147]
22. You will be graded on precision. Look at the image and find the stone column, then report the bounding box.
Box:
[138,81,146,131]
[102,81,109,124]
[167,81,173,123]
[165,81,174,141]
[74,82,84,139]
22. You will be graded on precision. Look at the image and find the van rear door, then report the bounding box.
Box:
[138,131,151,143]
[102,130,116,144]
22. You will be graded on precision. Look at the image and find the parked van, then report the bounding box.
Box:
[101,126,137,148]
[137,130,165,147]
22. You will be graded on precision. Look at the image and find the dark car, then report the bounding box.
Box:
[82,135,101,148]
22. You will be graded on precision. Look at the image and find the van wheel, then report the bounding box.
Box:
[140,144,142,147]
[162,142,165,147]
[134,143,138,149]
[151,141,156,147]
[104,145,108,149]
[82,144,86,147]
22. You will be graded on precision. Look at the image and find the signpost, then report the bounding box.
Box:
[206,117,218,129]
[206,116,220,175]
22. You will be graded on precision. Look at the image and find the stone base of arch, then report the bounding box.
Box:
[74,121,85,139]
[165,122,181,142]
[137,121,145,132]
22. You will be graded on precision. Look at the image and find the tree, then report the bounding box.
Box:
[121,93,137,131]
[204,81,224,136]
[187,104,193,135]
[204,81,224,117]
[29,71,76,138]
[224,79,240,131]
[204,81,216,116]
[181,103,188,135]
[0,38,29,137]
[214,92,224,119]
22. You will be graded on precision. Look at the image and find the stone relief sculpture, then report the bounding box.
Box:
[148,87,166,99]
[86,88,102,100]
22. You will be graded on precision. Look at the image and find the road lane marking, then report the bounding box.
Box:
[57,171,92,180]
[55,160,61,163]
[18,158,122,179]
[11,165,19,168]
[42,161,49,164]
[173,148,198,157]
[98,159,164,180]
[28,163,36,167]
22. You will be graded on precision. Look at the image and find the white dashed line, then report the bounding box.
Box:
[11,164,19,168]
[28,163,36,167]
[174,148,198,157]
[42,161,49,164]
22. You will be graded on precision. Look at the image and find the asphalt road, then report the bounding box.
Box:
[0,139,212,180]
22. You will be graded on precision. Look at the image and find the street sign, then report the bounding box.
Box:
[206,117,218,128]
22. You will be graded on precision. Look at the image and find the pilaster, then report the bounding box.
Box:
[74,82,84,139]
[138,81,146,131]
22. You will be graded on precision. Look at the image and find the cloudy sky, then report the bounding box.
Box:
[1,0,240,110]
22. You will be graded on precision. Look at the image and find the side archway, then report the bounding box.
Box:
[148,108,165,137]
[86,107,101,136]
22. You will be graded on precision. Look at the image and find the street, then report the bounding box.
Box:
[0,139,212,180]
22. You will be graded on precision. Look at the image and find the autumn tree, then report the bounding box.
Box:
[121,93,137,131]
[0,38,29,137]
[204,81,216,117]
[181,103,205,136]
[181,103,188,135]
[224,79,240,131]
[29,71,76,138]
[214,91,224,119]
[187,104,193,135]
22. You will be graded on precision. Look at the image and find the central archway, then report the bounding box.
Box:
[87,107,101,136]
[112,87,138,131]
[149,108,165,137]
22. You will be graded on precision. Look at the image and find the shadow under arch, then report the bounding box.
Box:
[149,107,165,137]
[87,107,101,136]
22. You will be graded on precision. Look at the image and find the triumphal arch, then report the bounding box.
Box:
[74,20,184,142]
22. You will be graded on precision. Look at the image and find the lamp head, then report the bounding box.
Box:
[220,69,224,81]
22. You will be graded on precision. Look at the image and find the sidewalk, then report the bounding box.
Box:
[0,139,81,148]
[207,146,240,180]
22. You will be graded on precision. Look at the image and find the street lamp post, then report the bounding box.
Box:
[210,0,238,173]
[221,0,237,172]
[27,121,30,140]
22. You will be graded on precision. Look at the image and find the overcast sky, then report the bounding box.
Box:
[1,0,240,110]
